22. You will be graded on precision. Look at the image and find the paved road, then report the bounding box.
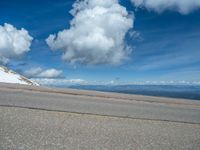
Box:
[0,83,200,124]
[1,106,200,150]
[0,83,200,149]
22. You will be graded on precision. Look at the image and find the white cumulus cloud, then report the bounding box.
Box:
[0,23,33,64]
[24,67,63,78]
[46,0,134,65]
[131,0,200,14]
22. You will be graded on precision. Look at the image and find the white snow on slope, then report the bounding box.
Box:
[0,65,39,86]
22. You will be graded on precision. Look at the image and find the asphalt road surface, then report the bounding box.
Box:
[0,83,200,124]
[0,83,200,149]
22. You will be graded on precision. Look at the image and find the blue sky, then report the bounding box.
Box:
[0,0,200,85]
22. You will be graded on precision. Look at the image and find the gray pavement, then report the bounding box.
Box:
[0,106,200,150]
[0,83,200,124]
[0,83,200,149]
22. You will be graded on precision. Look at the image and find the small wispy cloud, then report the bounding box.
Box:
[24,67,63,78]
[131,0,200,14]
[32,78,87,86]
[134,49,200,71]
[129,80,200,85]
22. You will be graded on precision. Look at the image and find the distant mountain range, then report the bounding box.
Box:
[0,65,38,86]
[69,84,200,100]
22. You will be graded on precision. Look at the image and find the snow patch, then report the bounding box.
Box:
[0,65,39,85]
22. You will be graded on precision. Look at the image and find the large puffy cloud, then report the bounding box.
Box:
[131,0,200,14]
[46,0,134,65]
[0,23,33,64]
[24,67,63,78]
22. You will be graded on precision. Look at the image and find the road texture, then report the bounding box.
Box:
[0,83,200,149]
